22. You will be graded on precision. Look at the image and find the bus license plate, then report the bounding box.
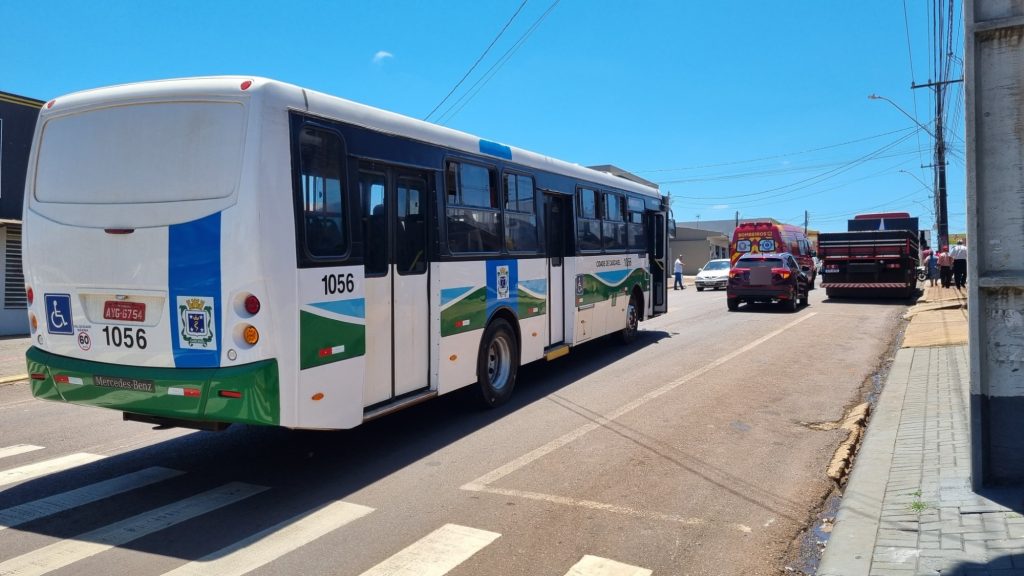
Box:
[103,301,145,322]
[94,375,155,393]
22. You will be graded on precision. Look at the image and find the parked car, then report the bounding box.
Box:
[727,252,811,312]
[695,258,731,291]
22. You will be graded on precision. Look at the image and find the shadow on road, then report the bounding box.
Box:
[0,329,671,562]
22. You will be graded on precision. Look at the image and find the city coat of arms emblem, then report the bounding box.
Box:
[177,296,216,349]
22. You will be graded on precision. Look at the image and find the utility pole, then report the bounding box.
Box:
[913,78,962,249]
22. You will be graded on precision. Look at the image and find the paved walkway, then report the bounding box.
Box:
[820,302,1024,574]
[0,335,30,383]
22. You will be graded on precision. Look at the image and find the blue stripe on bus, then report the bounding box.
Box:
[440,286,475,307]
[168,213,221,368]
[309,298,366,319]
[479,139,512,159]
[595,269,630,286]
[486,260,518,321]
[519,279,547,296]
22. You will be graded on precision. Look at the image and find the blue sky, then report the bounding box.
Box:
[1,0,965,234]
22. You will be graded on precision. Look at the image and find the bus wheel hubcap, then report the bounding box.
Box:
[487,335,511,391]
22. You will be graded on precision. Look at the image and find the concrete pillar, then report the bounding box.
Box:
[966,0,1024,487]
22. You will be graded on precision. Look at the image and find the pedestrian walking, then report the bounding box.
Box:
[949,239,967,289]
[937,246,953,289]
[673,256,684,290]
[925,249,938,287]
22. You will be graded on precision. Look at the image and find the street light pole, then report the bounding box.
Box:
[869,92,952,248]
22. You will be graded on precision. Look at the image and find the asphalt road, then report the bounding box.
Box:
[0,284,907,575]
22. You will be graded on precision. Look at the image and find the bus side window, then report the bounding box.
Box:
[446,161,501,254]
[504,173,539,253]
[576,187,601,252]
[359,171,387,276]
[627,197,645,251]
[298,127,348,259]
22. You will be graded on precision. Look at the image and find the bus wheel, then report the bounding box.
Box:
[477,318,519,407]
[619,291,640,344]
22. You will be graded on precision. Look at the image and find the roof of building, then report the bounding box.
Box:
[587,164,659,190]
[0,91,44,109]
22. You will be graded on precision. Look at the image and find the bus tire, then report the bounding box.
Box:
[476,318,519,408]
[619,291,640,344]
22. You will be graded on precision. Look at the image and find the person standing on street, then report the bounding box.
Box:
[925,249,939,287]
[937,246,954,289]
[673,256,684,290]
[950,239,968,289]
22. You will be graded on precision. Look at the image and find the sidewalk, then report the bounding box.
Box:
[0,335,30,384]
[819,287,1024,575]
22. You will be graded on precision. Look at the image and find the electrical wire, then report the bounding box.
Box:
[436,0,561,125]
[423,0,529,122]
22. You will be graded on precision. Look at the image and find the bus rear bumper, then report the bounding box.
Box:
[26,347,280,427]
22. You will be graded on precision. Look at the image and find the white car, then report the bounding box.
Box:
[695,258,731,291]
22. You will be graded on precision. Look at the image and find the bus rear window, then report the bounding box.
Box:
[35,102,245,204]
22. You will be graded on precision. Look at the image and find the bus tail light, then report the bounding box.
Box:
[242,325,259,345]
[30,373,46,380]
[29,313,38,334]
[244,295,261,315]
[218,390,243,399]
[26,287,33,305]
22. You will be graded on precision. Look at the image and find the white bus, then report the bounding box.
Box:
[23,77,670,431]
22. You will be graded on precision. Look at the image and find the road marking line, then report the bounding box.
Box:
[0,445,44,460]
[357,523,500,576]
[461,313,817,522]
[0,467,184,532]
[470,485,705,525]
[160,500,374,576]
[0,482,267,576]
[0,453,107,490]
[565,555,652,576]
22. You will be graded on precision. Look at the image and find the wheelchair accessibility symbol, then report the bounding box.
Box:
[44,294,74,335]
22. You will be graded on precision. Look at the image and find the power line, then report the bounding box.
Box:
[637,127,918,174]
[436,0,561,125]
[423,0,529,122]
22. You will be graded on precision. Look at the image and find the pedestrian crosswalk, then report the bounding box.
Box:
[0,444,654,575]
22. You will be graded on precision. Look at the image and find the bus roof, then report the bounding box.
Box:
[40,76,664,200]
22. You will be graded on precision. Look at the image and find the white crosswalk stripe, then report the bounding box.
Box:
[0,481,267,576]
[0,445,45,461]
[160,500,374,576]
[357,523,500,576]
[0,453,107,490]
[564,555,652,576]
[0,466,184,532]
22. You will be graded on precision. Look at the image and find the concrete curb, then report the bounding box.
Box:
[0,373,28,385]
[817,348,915,576]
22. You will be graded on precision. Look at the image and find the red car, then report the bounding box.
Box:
[727,252,811,312]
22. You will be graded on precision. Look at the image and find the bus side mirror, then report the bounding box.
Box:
[667,219,676,239]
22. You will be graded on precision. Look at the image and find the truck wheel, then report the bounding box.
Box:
[618,291,640,344]
[476,318,519,407]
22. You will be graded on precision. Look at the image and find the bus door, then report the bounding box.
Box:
[359,164,430,406]
[650,213,668,315]
[543,193,568,345]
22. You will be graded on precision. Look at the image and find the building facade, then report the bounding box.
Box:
[0,91,43,336]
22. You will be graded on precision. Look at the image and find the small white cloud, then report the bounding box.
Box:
[711,204,729,210]
[372,51,394,64]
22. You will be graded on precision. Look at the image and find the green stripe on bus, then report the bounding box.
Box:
[577,268,648,306]
[440,287,488,337]
[516,288,547,318]
[299,310,366,370]
[26,346,280,426]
